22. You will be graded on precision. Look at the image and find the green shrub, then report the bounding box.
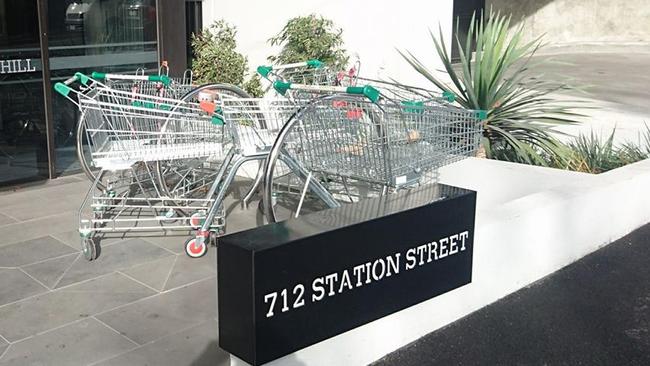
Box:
[567,130,621,173]
[191,20,260,96]
[400,10,580,166]
[565,127,650,173]
[268,14,348,70]
[242,74,264,98]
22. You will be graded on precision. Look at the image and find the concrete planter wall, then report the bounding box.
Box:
[236,157,650,365]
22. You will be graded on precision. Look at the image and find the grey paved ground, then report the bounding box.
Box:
[0,174,261,366]
[375,223,650,366]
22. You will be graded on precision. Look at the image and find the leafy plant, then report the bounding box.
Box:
[400,10,580,166]
[567,130,620,173]
[191,20,260,96]
[268,14,348,70]
[620,123,650,157]
[242,74,264,98]
[565,126,650,174]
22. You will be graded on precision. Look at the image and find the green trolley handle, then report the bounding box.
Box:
[272,80,380,103]
[54,72,92,97]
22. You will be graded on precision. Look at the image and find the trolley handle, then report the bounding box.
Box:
[90,72,172,86]
[257,59,324,79]
[54,72,92,97]
[272,81,380,103]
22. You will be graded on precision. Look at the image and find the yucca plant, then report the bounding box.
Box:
[568,130,620,173]
[566,127,649,174]
[618,123,650,166]
[400,10,580,166]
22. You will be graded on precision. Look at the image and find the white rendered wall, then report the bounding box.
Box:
[201,0,454,88]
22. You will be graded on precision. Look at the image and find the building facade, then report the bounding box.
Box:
[202,0,465,89]
[2,0,487,188]
[0,0,200,187]
[487,0,650,46]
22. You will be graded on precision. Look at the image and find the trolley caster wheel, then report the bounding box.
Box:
[185,237,207,258]
[189,211,206,230]
[81,238,99,261]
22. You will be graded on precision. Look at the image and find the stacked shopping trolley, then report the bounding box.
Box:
[55,59,484,260]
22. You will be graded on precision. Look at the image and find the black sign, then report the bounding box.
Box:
[218,184,476,365]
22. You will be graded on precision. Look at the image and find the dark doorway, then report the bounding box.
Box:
[451,0,485,62]
[0,0,49,185]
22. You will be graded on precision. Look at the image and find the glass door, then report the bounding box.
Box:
[0,0,48,186]
[48,0,159,175]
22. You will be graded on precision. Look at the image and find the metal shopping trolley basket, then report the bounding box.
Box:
[260,83,486,223]
[257,58,455,106]
[55,73,229,260]
[74,68,196,186]
[181,95,308,256]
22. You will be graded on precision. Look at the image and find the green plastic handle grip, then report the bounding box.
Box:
[91,71,106,80]
[442,90,456,102]
[306,59,324,68]
[54,82,71,97]
[54,72,92,96]
[148,75,171,86]
[346,85,380,103]
[257,65,273,78]
[75,72,91,86]
[475,110,488,120]
[273,80,292,95]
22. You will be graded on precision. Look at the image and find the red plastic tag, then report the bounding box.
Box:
[200,101,216,114]
[346,109,363,120]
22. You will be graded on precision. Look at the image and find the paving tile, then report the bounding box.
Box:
[21,254,79,289]
[0,268,48,306]
[94,320,228,366]
[0,272,156,342]
[51,230,130,250]
[0,211,77,248]
[96,277,216,345]
[143,233,193,254]
[43,180,90,196]
[0,213,17,227]
[221,193,263,235]
[164,251,216,291]
[121,255,177,292]
[0,174,85,197]
[0,318,136,366]
[0,180,87,206]
[0,193,83,221]
[0,236,76,267]
[0,338,6,360]
[56,238,173,288]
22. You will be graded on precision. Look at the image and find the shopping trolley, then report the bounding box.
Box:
[182,95,308,256]
[257,59,336,89]
[75,67,195,186]
[90,69,194,99]
[258,59,455,106]
[55,73,232,260]
[260,83,486,222]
